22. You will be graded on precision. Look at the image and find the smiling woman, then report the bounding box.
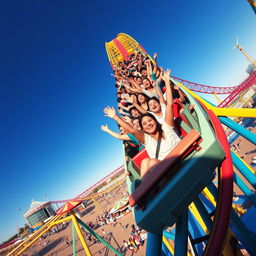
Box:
[139,113,180,161]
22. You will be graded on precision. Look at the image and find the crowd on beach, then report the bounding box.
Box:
[78,210,147,254]
[251,156,256,167]
[122,224,146,253]
[82,220,146,254]
[231,135,256,167]
[38,222,69,246]
[94,211,119,227]
[101,50,191,178]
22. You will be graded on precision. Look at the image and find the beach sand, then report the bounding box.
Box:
[15,184,147,256]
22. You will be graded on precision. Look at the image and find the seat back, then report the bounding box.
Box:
[132,149,149,170]
[129,129,201,208]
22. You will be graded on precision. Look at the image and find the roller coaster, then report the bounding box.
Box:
[106,33,256,256]
[3,31,256,256]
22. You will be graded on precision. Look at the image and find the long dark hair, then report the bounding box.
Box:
[142,78,153,89]
[128,93,138,102]
[146,96,160,111]
[137,93,150,106]
[129,107,141,117]
[139,113,165,139]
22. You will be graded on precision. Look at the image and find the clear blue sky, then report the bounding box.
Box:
[0,0,255,243]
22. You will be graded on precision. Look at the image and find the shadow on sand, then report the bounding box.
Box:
[245,149,256,155]
[90,232,131,256]
[34,237,64,256]
[81,206,96,217]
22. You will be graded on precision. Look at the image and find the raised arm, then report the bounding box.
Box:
[173,82,186,103]
[162,69,174,127]
[137,55,143,71]
[118,103,133,112]
[100,124,130,141]
[134,49,139,59]
[125,95,147,114]
[122,81,142,94]
[129,78,142,91]
[155,66,164,90]
[112,73,124,82]
[151,78,166,105]
[152,53,159,74]
[118,108,131,117]
[145,60,155,84]
[104,107,145,144]
[122,116,133,126]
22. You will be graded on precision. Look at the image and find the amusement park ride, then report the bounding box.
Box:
[105,33,256,256]
[247,0,256,13]
[4,10,256,256]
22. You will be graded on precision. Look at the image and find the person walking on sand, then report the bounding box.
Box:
[65,236,71,246]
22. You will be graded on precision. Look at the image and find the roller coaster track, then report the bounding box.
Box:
[173,69,256,107]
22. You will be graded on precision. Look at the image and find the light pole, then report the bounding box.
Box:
[232,38,256,68]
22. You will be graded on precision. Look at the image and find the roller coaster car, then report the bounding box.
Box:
[126,93,225,233]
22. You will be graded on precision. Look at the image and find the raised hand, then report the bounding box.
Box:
[118,108,123,114]
[144,59,151,65]
[103,106,117,119]
[124,95,132,104]
[157,67,163,79]
[122,116,132,124]
[126,95,137,104]
[174,84,180,90]
[100,124,109,132]
[131,95,138,104]
[163,69,171,82]
[153,52,158,60]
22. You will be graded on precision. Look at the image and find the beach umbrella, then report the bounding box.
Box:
[57,199,82,215]
[109,197,129,214]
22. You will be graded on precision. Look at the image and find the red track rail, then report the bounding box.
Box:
[172,76,238,94]
[217,70,256,107]
[173,69,256,107]
[199,103,233,256]
[173,69,256,95]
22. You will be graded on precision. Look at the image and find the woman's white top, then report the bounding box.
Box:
[144,121,181,160]
[142,89,158,98]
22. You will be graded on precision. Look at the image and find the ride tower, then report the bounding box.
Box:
[105,33,152,69]
[232,38,256,69]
